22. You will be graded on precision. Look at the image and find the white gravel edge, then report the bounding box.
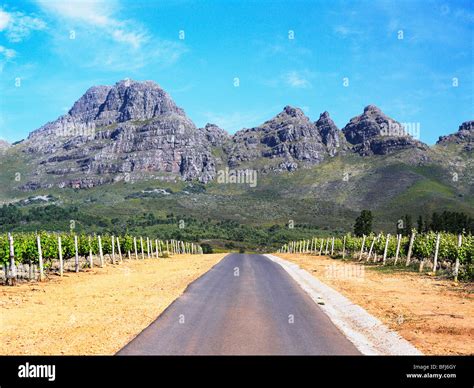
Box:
[265,254,423,355]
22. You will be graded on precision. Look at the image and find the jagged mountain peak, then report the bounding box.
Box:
[437,120,473,149]
[281,105,307,118]
[319,111,331,119]
[460,120,474,131]
[68,85,111,118]
[363,104,383,114]
[316,110,334,123]
[343,105,427,155]
[201,123,231,147]
[95,78,185,125]
[315,110,349,157]
[29,79,186,141]
[260,106,313,130]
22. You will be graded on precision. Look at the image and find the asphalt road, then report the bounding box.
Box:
[117,253,360,355]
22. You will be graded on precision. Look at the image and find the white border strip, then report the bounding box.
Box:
[265,254,422,355]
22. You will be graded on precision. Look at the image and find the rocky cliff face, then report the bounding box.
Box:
[22,79,217,188]
[342,105,427,155]
[201,123,231,147]
[315,111,349,156]
[437,120,473,151]
[226,106,332,171]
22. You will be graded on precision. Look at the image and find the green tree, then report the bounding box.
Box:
[403,214,413,236]
[201,243,213,254]
[417,215,423,233]
[354,210,373,237]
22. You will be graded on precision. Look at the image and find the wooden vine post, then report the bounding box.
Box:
[134,237,138,259]
[432,233,441,274]
[74,235,79,273]
[382,234,390,265]
[117,237,123,263]
[58,235,64,276]
[88,235,93,269]
[367,236,376,262]
[98,235,104,268]
[111,235,116,264]
[454,234,462,282]
[140,237,144,259]
[331,237,335,256]
[6,233,16,286]
[342,236,346,259]
[406,231,416,266]
[36,234,44,281]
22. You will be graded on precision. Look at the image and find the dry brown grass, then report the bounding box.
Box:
[278,253,474,355]
[0,254,226,355]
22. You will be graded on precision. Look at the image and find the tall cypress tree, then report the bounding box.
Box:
[403,214,413,236]
[416,215,423,233]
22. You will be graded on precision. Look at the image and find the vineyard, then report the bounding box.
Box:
[0,231,203,285]
[278,231,474,281]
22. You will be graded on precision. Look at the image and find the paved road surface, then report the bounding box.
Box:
[118,253,360,355]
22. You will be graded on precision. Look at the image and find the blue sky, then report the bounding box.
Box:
[0,0,472,144]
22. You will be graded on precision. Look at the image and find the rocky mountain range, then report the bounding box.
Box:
[2,79,472,191]
[437,120,473,151]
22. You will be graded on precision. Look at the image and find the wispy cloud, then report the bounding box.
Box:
[283,70,312,89]
[0,7,46,42]
[33,0,186,71]
[35,0,146,48]
[0,45,16,72]
[0,9,10,30]
[35,0,114,27]
[333,25,362,38]
[0,45,15,59]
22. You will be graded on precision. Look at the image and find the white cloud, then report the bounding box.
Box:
[0,45,15,59]
[0,8,46,42]
[35,0,115,27]
[334,25,362,38]
[0,45,16,72]
[32,0,185,70]
[0,9,11,30]
[35,0,147,49]
[111,28,147,50]
[32,0,187,71]
[284,71,312,89]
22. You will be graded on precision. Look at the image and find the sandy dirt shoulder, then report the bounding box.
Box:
[278,253,474,355]
[0,253,226,355]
